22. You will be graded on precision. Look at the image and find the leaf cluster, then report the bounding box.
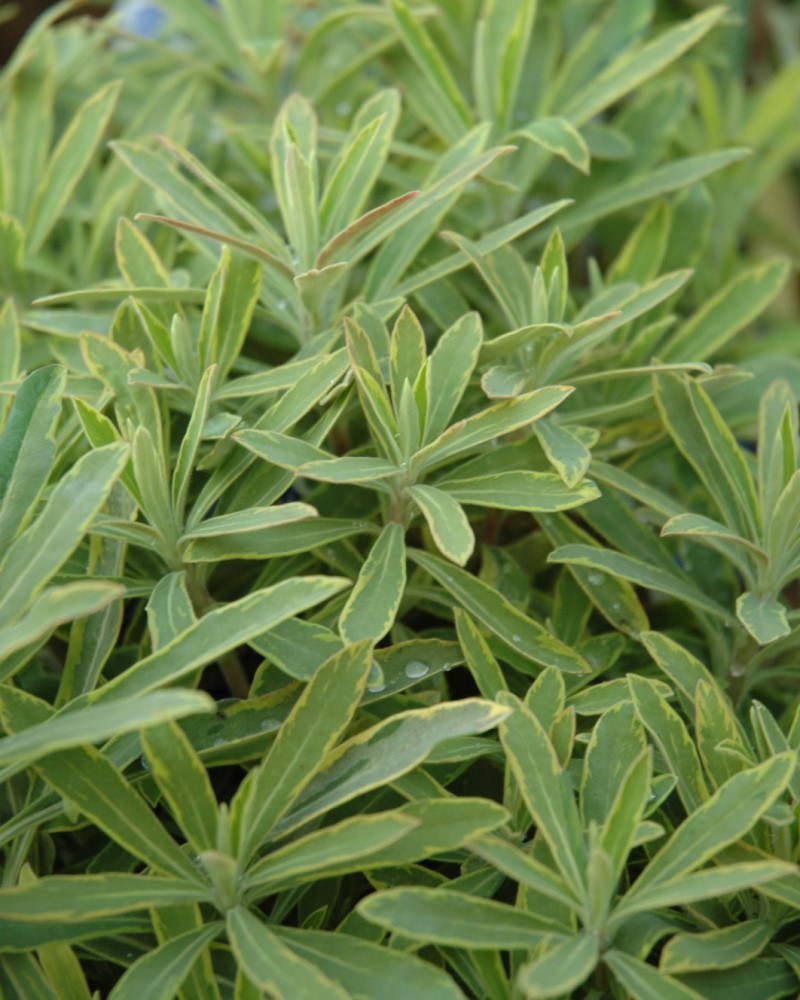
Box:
[0,1,799,998]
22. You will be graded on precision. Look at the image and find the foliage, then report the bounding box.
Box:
[0,1,799,997]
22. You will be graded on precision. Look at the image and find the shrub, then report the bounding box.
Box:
[0,2,799,997]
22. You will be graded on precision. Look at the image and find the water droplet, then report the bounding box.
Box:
[335,100,352,116]
[367,681,386,693]
[212,737,226,747]
[511,634,521,644]
[140,755,150,771]
[587,572,605,586]
[276,299,287,311]
[730,662,746,678]
[259,718,280,732]
[404,660,428,679]
[611,601,622,611]
[443,662,454,672]
[647,791,656,802]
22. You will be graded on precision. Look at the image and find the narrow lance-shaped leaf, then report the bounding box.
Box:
[413,386,573,474]
[408,485,474,566]
[424,311,483,443]
[34,745,206,883]
[0,443,128,623]
[411,548,590,675]
[614,753,795,919]
[0,690,212,771]
[358,887,559,948]
[236,641,374,862]
[627,674,709,812]
[518,933,600,999]
[0,365,64,551]
[90,576,350,702]
[513,117,590,173]
[339,523,406,644]
[497,692,587,902]
[27,81,121,251]
[172,365,216,527]
[108,924,222,1000]
[274,927,467,1000]
[141,721,219,855]
[0,582,123,665]
[274,699,510,838]
[0,876,210,923]
[227,908,348,1000]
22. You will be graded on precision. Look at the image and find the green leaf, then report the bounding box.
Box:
[614,862,794,917]
[757,380,797,519]
[34,744,205,882]
[108,924,222,1000]
[518,933,600,998]
[497,692,587,901]
[735,592,790,645]
[0,443,128,623]
[661,513,766,578]
[0,581,123,664]
[0,876,209,922]
[581,701,646,830]
[548,544,731,623]
[182,518,363,563]
[27,81,121,252]
[424,312,483,443]
[227,908,348,1000]
[0,689,211,771]
[358,887,557,947]
[604,950,703,1000]
[558,149,749,243]
[455,610,507,699]
[662,259,790,362]
[408,485,474,565]
[389,305,426,409]
[0,366,63,551]
[600,751,652,886]
[91,576,349,702]
[339,523,406,644]
[411,549,590,675]
[513,117,590,173]
[197,248,262,380]
[172,365,216,527]
[141,722,219,855]
[275,699,510,837]
[146,572,197,652]
[441,471,599,512]
[181,503,320,541]
[274,927,467,1000]
[320,90,400,240]
[237,641,373,861]
[132,425,176,549]
[534,419,593,488]
[627,674,709,812]
[389,0,472,143]
[540,514,649,638]
[244,812,418,895]
[468,834,578,912]
[655,374,759,541]
[413,386,573,474]
[616,754,795,916]
[660,921,772,975]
